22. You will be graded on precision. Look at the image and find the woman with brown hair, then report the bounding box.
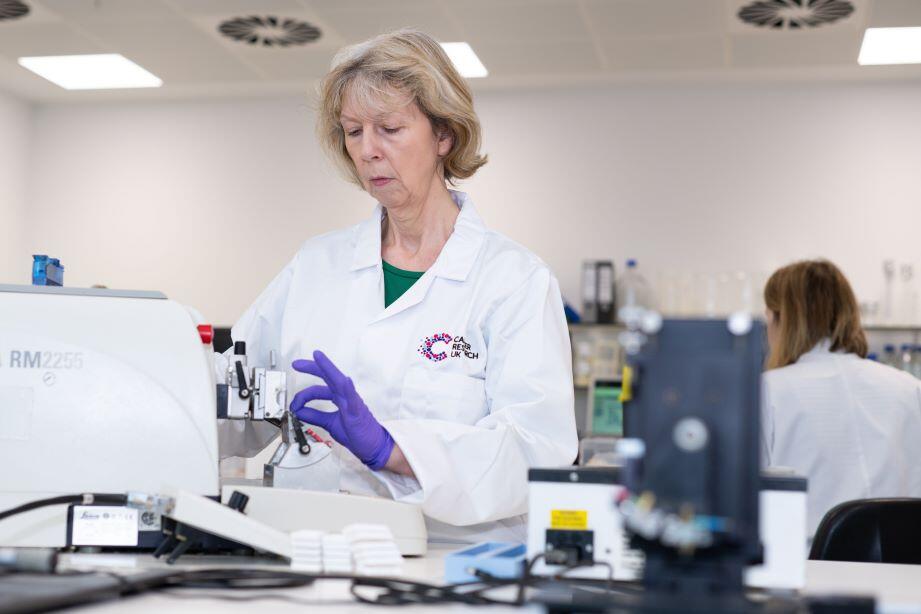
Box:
[762,259,921,537]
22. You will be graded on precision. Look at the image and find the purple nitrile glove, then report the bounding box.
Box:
[289,350,395,471]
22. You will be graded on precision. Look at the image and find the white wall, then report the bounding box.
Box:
[22,81,921,325]
[0,90,31,284]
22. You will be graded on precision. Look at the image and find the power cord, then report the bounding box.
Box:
[1,548,642,609]
[553,559,616,590]
[517,551,546,604]
[0,494,128,522]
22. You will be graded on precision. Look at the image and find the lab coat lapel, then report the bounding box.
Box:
[350,205,384,273]
[345,206,386,328]
[374,269,436,321]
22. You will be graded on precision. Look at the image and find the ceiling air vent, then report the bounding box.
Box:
[218,16,321,47]
[738,0,854,30]
[0,0,29,21]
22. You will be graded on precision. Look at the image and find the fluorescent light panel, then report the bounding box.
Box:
[18,54,163,90]
[440,42,488,78]
[859,27,921,65]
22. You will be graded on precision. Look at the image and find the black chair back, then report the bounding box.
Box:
[809,498,921,564]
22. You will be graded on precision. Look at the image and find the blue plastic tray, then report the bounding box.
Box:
[444,541,527,584]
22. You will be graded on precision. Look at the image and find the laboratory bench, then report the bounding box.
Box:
[23,546,921,614]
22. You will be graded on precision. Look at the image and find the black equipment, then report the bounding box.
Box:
[622,319,764,609]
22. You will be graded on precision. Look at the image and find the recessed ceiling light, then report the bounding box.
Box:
[859,27,921,65]
[440,43,488,79]
[17,54,163,90]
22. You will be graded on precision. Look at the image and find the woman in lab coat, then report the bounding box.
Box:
[219,29,578,542]
[761,259,921,537]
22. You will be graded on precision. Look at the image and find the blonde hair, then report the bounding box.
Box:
[764,259,868,370]
[317,28,487,186]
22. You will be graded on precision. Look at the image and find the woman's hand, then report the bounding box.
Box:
[289,350,396,471]
[383,443,414,477]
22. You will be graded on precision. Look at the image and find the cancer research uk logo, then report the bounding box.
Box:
[418,332,479,363]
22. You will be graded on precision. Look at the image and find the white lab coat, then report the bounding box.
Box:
[219,191,578,543]
[762,340,921,537]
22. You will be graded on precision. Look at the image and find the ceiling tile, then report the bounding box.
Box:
[868,0,921,27]
[0,0,915,102]
[309,5,459,43]
[450,1,589,44]
[231,45,337,81]
[729,29,863,67]
[37,0,177,20]
[75,18,262,82]
[603,35,726,72]
[0,22,105,58]
[474,40,601,76]
[303,0,434,11]
[164,0,308,17]
[584,0,723,39]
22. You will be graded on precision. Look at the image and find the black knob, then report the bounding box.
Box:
[233,341,246,355]
[227,491,249,513]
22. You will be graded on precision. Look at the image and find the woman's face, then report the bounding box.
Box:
[340,89,452,209]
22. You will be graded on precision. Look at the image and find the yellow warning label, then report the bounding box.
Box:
[550,510,588,530]
[620,365,634,402]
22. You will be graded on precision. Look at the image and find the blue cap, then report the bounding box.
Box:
[885,344,895,351]
[626,259,637,268]
[32,254,64,286]
[901,344,912,351]
[867,353,879,361]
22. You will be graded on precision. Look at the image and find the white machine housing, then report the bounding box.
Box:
[0,285,219,547]
[527,467,808,590]
[220,484,428,556]
[745,474,808,590]
[527,468,643,581]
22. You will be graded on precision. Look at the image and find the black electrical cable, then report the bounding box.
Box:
[14,563,790,612]
[344,554,635,607]
[0,494,128,522]
[516,551,546,604]
[349,576,506,606]
[370,552,552,607]
[173,568,625,608]
[20,555,644,609]
[115,568,523,607]
[158,568,318,590]
[553,559,616,591]
[462,571,529,601]
[149,570,453,607]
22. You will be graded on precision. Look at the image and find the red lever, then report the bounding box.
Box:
[306,428,333,447]
[197,324,214,345]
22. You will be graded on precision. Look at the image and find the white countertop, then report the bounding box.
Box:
[55,547,921,614]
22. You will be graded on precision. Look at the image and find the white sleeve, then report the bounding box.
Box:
[216,257,297,459]
[378,268,578,526]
